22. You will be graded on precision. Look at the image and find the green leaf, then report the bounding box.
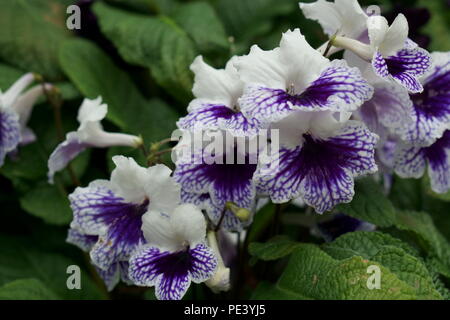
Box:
[214,0,295,45]
[252,281,306,300]
[59,38,179,142]
[0,0,72,80]
[19,183,72,225]
[0,234,105,300]
[93,2,197,102]
[322,231,420,260]
[419,0,450,51]
[171,2,229,54]
[0,278,59,300]
[336,178,396,227]
[249,236,301,262]
[274,244,438,300]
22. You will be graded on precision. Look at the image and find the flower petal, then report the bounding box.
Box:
[0,109,20,166]
[47,132,88,183]
[188,243,218,283]
[255,121,378,213]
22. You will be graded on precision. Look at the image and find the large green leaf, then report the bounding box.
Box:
[0,0,72,80]
[0,278,59,300]
[322,231,420,260]
[59,38,179,142]
[336,178,396,227]
[171,2,229,54]
[19,183,72,225]
[93,2,197,102]
[268,244,440,300]
[249,236,301,262]
[0,234,105,300]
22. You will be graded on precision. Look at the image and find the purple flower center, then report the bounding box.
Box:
[152,248,193,279]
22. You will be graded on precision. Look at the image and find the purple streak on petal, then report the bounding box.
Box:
[70,186,148,269]
[186,243,217,283]
[406,57,450,145]
[129,244,216,300]
[47,138,88,183]
[95,263,121,292]
[373,47,431,93]
[423,131,450,193]
[67,228,98,252]
[256,123,377,213]
[177,103,260,136]
[240,63,372,123]
[0,109,20,167]
[175,158,257,231]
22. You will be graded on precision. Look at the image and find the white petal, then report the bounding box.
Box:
[144,164,181,214]
[235,45,287,90]
[300,0,367,39]
[77,97,107,124]
[14,85,49,127]
[379,14,409,57]
[110,156,150,203]
[141,210,179,251]
[1,73,35,108]
[367,15,389,49]
[279,29,329,90]
[271,111,313,148]
[190,56,243,107]
[171,204,206,247]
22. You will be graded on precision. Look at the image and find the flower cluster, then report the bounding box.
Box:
[1,0,448,300]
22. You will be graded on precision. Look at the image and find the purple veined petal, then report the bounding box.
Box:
[404,53,450,146]
[423,131,450,193]
[95,263,121,292]
[177,101,261,137]
[255,121,378,213]
[47,134,89,183]
[66,227,98,252]
[69,183,148,270]
[239,61,373,123]
[0,109,21,167]
[129,246,195,300]
[188,243,218,283]
[372,46,432,93]
[395,131,450,193]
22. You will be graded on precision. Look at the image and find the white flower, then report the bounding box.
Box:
[129,204,218,300]
[47,97,142,183]
[0,73,49,166]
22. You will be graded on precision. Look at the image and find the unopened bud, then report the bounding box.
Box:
[225,201,251,222]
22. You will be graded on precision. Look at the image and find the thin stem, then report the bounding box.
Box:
[214,206,228,232]
[152,147,173,158]
[41,82,80,186]
[271,203,283,236]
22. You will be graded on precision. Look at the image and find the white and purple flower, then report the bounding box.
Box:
[255,114,378,213]
[47,97,142,183]
[68,156,181,271]
[395,130,450,194]
[173,134,258,231]
[129,204,218,300]
[235,29,373,125]
[67,227,132,291]
[0,73,49,166]
[177,56,260,137]
[300,1,432,93]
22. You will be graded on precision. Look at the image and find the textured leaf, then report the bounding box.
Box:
[93,2,197,102]
[275,244,435,300]
[322,231,419,260]
[0,0,72,80]
[0,278,59,300]
[252,281,307,300]
[59,38,179,142]
[337,178,396,227]
[249,236,301,262]
[171,2,229,54]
